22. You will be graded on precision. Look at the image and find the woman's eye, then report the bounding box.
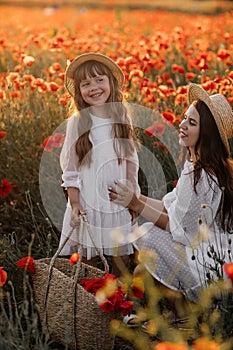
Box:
[189,119,196,125]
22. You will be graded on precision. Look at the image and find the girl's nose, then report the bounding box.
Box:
[90,82,98,91]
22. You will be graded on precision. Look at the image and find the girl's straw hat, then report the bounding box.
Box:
[64,52,124,97]
[188,83,233,155]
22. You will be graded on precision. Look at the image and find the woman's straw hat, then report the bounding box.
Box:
[64,52,124,97]
[188,83,233,155]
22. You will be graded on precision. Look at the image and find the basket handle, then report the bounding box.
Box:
[81,214,109,273]
[72,214,109,350]
[43,215,110,334]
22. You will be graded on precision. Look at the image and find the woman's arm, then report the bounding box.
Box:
[109,182,169,230]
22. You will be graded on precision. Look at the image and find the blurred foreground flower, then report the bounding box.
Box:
[192,337,220,350]
[0,267,7,287]
[154,342,188,349]
[130,276,144,299]
[17,256,35,273]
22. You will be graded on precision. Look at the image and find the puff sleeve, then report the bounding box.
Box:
[60,113,82,189]
[165,161,222,246]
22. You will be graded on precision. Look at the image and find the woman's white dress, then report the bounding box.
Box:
[59,112,140,260]
[134,161,232,302]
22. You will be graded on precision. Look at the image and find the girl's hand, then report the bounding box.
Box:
[108,181,138,209]
[70,206,86,228]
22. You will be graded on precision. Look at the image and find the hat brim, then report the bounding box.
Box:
[65,53,124,96]
[188,83,230,155]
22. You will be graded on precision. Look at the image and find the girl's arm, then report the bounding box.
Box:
[60,114,85,226]
[67,187,86,227]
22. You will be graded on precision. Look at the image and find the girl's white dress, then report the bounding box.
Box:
[59,112,140,260]
[134,161,233,302]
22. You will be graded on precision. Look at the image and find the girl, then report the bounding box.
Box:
[109,83,233,309]
[59,53,140,275]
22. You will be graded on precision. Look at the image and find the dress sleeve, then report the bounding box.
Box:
[60,113,82,189]
[163,187,177,210]
[167,162,222,246]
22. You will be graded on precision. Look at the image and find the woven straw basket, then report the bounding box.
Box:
[32,215,118,350]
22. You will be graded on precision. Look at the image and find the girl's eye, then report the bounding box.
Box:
[81,82,89,87]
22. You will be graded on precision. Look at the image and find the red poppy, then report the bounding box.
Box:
[217,49,231,61]
[0,90,5,99]
[69,253,80,265]
[119,300,133,316]
[23,55,35,66]
[100,298,115,313]
[161,111,176,124]
[185,72,195,81]
[0,179,13,198]
[153,141,167,153]
[223,263,233,282]
[52,133,65,147]
[0,131,6,139]
[80,277,106,295]
[80,273,133,314]
[172,64,185,74]
[41,133,65,152]
[0,267,7,287]
[49,82,60,92]
[17,256,35,273]
[144,122,165,137]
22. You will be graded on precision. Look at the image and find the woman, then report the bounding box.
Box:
[109,83,233,306]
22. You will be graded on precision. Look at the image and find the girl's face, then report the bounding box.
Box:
[179,104,200,158]
[79,74,111,107]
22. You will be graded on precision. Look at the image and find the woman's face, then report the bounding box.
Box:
[179,104,200,157]
[79,74,111,107]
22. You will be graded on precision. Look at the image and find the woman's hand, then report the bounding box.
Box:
[108,181,139,210]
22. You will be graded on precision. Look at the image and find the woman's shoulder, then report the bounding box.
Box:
[182,160,194,175]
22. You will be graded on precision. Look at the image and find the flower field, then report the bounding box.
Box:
[0,4,233,350]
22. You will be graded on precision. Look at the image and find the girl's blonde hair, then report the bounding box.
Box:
[69,60,137,167]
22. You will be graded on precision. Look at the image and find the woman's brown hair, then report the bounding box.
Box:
[71,60,137,167]
[192,100,233,233]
